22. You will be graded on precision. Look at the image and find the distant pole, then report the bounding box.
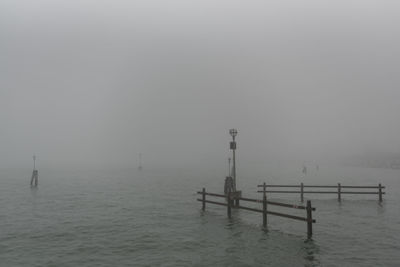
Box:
[307,200,313,238]
[202,188,206,211]
[378,183,383,202]
[30,155,38,187]
[263,182,267,227]
[229,129,238,192]
[138,153,143,170]
[301,182,304,202]
[233,148,236,191]
[338,183,341,202]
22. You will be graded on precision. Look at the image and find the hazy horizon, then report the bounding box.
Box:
[1,0,400,169]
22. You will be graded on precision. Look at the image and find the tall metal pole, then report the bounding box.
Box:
[228,157,231,177]
[229,129,237,192]
[232,136,236,191]
[33,155,36,170]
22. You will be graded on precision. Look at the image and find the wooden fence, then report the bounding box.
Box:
[257,183,385,202]
[197,183,316,238]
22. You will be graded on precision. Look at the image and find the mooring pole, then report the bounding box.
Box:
[263,182,267,227]
[338,183,341,202]
[30,155,38,187]
[227,190,232,218]
[232,142,236,192]
[228,157,231,177]
[138,153,143,170]
[378,183,383,202]
[229,129,238,192]
[307,200,313,238]
[202,188,206,211]
[301,182,304,202]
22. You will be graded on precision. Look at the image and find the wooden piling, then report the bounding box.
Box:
[263,182,267,227]
[30,170,38,187]
[379,183,383,202]
[202,188,206,211]
[337,183,341,202]
[300,182,304,202]
[227,191,232,218]
[307,200,312,238]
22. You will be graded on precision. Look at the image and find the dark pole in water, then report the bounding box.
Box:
[229,129,237,192]
[338,183,341,202]
[378,183,383,202]
[263,182,267,227]
[301,182,304,202]
[202,188,206,211]
[307,200,313,238]
[30,155,38,187]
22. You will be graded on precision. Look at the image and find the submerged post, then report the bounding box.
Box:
[378,183,383,202]
[307,200,313,238]
[301,182,304,202]
[263,182,267,227]
[202,188,206,211]
[338,183,341,202]
[227,190,232,218]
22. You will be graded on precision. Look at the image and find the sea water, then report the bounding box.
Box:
[1,165,399,266]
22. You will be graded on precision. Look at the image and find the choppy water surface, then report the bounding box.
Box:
[1,165,399,266]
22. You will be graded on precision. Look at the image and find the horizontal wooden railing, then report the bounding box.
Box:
[257,183,385,202]
[197,184,316,238]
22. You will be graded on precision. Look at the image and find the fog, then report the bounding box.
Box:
[1,0,400,169]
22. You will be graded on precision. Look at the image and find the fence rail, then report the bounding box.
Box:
[257,183,385,202]
[197,184,316,238]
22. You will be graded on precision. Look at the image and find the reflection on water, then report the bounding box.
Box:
[30,186,38,194]
[303,239,320,267]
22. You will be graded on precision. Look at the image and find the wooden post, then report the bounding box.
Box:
[263,182,267,227]
[30,171,34,186]
[307,200,313,238]
[300,182,304,202]
[202,188,206,211]
[30,170,38,187]
[227,190,232,218]
[338,183,341,202]
[378,183,383,202]
[235,198,239,207]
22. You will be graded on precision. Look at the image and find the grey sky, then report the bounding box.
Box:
[1,0,400,168]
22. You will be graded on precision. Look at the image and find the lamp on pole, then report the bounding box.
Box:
[229,129,237,192]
